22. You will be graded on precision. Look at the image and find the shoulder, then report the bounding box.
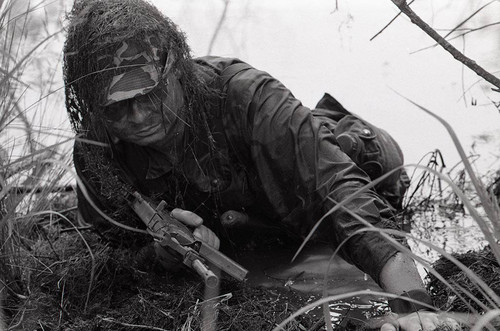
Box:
[194,56,246,73]
[194,56,273,91]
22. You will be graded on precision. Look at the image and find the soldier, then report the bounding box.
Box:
[63,0,457,330]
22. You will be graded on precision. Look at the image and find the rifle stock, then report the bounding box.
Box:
[130,192,248,285]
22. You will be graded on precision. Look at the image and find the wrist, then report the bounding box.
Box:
[388,289,436,314]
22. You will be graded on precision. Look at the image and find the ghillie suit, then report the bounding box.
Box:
[63,0,221,243]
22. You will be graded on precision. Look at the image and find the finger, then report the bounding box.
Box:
[440,317,460,329]
[380,322,397,331]
[420,313,439,331]
[193,226,208,244]
[211,231,220,250]
[420,318,438,331]
[366,313,399,329]
[171,208,203,227]
[399,312,439,331]
[193,225,220,250]
[204,226,220,250]
[407,312,438,331]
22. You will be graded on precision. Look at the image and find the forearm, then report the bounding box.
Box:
[379,252,425,294]
[379,252,435,313]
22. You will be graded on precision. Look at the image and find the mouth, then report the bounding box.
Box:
[135,123,163,138]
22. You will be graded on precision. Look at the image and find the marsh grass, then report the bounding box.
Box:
[0,0,72,329]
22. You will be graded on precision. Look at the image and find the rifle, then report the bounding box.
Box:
[130,192,248,287]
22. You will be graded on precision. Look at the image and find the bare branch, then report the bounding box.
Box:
[390,0,500,92]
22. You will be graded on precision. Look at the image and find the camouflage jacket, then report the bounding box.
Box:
[74,56,402,284]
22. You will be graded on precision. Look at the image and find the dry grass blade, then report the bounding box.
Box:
[1,1,78,325]
[290,165,387,263]
[393,91,500,255]
[0,19,62,87]
[25,210,96,314]
[471,309,500,331]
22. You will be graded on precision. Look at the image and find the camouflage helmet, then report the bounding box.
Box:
[103,36,165,106]
[63,0,191,134]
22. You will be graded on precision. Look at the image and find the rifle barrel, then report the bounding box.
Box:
[192,259,219,288]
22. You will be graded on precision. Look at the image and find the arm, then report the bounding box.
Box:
[222,66,452,326]
[223,66,402,282]
[380,253,425,296]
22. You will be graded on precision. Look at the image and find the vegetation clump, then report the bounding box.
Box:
[2,220,320,330]
[428,245,500,313]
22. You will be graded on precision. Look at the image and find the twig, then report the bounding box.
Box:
[58,206,78,214]
[59,279,66,326]
[413,21,500,54]
[100,317,170,331]
[59,226,92,233]
[8,185,75,194]
[7,307,26,331]
[207,0,230,55]
[451,21,500,41]
[370,0,416,41]
[389,0,500,92]
[0,278,27,300]
[442,0,496,40]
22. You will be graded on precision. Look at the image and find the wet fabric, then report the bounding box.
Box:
[312,95,410,211]
[74,56,406,284]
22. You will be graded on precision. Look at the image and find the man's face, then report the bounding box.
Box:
[103,70,185,147]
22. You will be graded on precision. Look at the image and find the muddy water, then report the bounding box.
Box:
[233,214,489,328]
[237,244,390,328]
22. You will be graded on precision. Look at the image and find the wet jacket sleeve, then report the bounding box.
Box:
[223,66,402,284]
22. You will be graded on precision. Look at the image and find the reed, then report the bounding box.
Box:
[0,0,69,329]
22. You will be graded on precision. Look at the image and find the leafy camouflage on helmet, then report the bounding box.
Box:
[104,37,163,106]
[63,0,192,133]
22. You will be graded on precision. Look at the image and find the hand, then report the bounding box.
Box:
[170,208,220,250]
[377,311,459,331]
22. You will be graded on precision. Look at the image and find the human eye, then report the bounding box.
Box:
[104,101,128,121]
[136,87,163,109]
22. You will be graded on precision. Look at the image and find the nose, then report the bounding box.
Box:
[127,99,149,124]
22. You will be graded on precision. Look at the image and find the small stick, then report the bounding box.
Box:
[390,0,500,92]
